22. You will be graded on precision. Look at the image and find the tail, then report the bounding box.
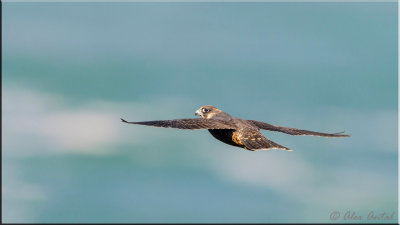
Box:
[240,133,292,151]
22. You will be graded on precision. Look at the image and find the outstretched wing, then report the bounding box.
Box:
[235,129,291,151]
[121,118,235,130]
[247,120,350,137]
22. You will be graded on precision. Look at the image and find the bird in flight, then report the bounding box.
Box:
[121,105,349,151]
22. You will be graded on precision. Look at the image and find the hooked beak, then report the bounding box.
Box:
[195,109,202,116]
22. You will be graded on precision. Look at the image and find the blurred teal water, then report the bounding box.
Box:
[2,2,398,223]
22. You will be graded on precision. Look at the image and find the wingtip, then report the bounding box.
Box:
[121,118,128,123]
[343,131,350,137]
[331,131,350,137]
[334,131,350,137]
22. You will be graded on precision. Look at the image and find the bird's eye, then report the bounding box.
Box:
[202,108,209,113]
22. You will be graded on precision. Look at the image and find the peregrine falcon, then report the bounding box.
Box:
[121,105,349,151]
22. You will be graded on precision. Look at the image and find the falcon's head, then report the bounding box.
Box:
[195,105,222,119]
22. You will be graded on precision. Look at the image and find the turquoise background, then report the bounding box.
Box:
[2,2,398,223]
